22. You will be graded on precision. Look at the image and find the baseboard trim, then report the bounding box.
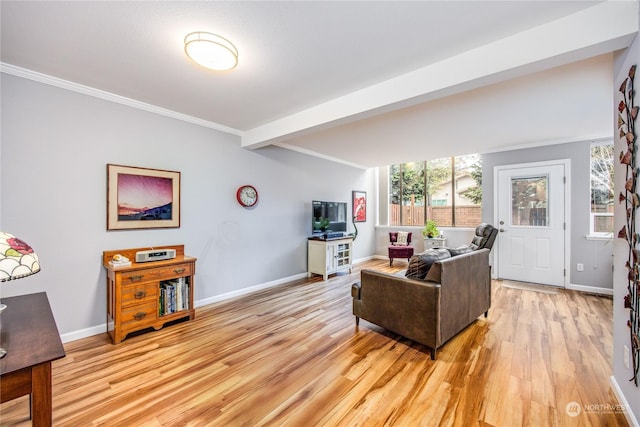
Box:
[566,283,613,296]
[195,272,308,308]
[372,254,409,264]
[61,324,107,343]
[353,255,375,264]
[610,375,639,427]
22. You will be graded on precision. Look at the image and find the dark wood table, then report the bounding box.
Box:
[0,292,66,426]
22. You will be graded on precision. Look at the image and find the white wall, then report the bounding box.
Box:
[613,31,640,425]
[0,74,376,339]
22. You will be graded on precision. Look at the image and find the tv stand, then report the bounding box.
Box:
[324,232,344,239]
[307,236,353,281]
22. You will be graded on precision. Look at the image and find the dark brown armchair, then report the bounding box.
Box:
[469,223,498,251]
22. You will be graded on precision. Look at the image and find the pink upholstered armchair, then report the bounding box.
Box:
[388,232,414,266]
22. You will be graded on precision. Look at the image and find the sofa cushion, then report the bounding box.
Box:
[447,246,474,257]
[405,248,451,280]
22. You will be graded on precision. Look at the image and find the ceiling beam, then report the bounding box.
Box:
[242,1,638,150]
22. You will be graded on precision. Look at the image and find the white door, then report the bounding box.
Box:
[496,162,567,287]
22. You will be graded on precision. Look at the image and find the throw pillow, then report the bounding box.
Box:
[424,262,442,283]
[396,231,409,245]
[405,255,427,279]
[405,248,451,280]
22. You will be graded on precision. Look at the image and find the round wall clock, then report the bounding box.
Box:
[236,185,258,207]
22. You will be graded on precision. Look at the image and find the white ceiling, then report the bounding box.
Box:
[1,1,638,167]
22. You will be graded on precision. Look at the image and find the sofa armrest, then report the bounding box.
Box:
[351,282,361,299]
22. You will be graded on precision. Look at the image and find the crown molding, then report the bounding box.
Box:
[273,142,368,170]
[482,135,612,155]
[0,62,243,137]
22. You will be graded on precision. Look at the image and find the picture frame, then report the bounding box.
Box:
[352,190,366,222]
[107,164,181,230]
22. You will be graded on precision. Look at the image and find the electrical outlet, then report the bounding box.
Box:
[624,345,630,369]
[577,263,584,272]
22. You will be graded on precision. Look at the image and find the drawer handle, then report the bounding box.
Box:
[174,268,185,274]
[134,291,147,299]
[129,275,144,282]
[133,312,146,321]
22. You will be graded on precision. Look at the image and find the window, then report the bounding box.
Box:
[590,143,614,236]
[389,155,482,227]
[427,157,452,226]
[389,162,425,226]
[511,175,548,227]
[454,154,483,227]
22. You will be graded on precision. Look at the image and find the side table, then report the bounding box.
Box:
[424,237,446,250]
[0,292,66,426]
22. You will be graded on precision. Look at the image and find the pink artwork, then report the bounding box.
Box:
[107,164,180,230]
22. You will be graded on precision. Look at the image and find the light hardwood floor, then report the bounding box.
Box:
[0,260,629,426]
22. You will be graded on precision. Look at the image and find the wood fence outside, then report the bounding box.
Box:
[390,204,482,228]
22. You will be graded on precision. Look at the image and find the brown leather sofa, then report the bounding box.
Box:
[351,248,491,359]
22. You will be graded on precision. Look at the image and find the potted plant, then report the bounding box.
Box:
[422,220,439,238]
[313,217,331,232]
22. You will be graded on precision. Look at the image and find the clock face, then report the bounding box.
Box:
[236,185,258,207]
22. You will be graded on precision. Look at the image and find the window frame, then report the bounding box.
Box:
[388,155,482,228]
[589,141,614,238]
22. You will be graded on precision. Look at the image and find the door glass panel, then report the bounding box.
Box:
[511,175,548,226]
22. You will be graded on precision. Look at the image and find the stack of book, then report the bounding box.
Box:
[159,277,190,316]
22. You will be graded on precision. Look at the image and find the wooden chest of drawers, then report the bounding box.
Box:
[103,245,196,344]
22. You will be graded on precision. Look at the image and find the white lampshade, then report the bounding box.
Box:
[0,232,40,282]
[184,32,238,71]
[0,231,40,358]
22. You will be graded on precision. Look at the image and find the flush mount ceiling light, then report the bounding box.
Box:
[184,32,238,71]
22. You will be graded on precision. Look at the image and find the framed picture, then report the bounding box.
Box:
[352,190,366,222]
[107,164,181,230]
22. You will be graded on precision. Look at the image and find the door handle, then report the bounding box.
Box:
[499,228,505,232]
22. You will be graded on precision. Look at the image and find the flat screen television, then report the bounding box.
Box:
[312,201,347,235]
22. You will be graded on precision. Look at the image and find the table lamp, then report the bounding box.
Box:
[0,231,41,358]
